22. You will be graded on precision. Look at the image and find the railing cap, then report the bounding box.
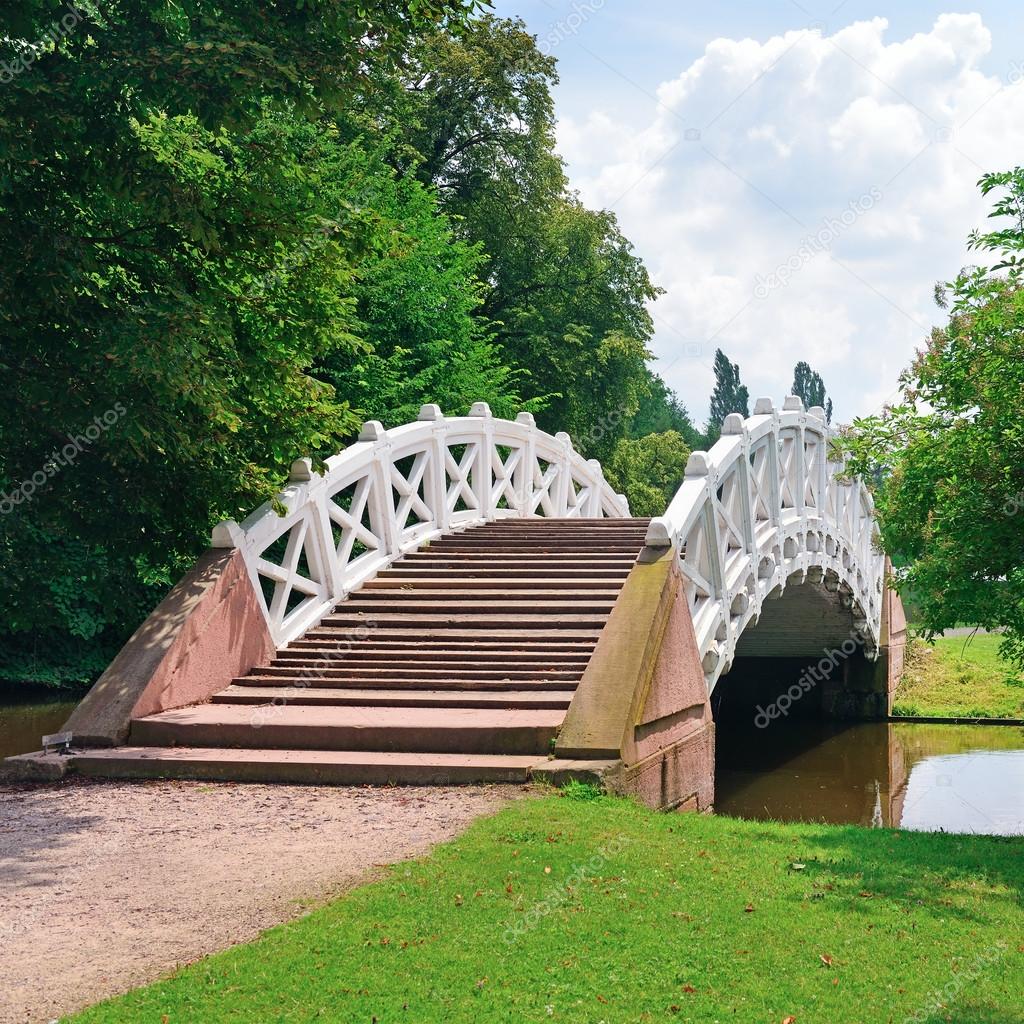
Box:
[722,413,745,436]
[358,420,386,442]
[685,451,712,477]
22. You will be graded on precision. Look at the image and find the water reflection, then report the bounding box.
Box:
[715,720,1024,835]
[0,694,78,761]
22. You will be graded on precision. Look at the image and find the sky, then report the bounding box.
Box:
[489,0,1024,426]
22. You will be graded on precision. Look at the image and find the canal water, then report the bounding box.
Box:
[0,692,78,761]
[716,719,1024,835]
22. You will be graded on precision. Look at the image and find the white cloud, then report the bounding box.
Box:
[555,13,1024,427]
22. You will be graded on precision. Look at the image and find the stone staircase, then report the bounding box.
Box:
[70,518,649,785]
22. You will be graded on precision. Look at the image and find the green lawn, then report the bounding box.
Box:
[69,791,1024,1024]
[894,634,1024,719]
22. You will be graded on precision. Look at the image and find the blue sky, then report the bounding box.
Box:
[490,1,1024,426]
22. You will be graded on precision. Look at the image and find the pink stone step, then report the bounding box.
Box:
[69,747,544,785]
[131,704,563,755]
[212,685,576,709]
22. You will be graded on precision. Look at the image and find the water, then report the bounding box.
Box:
[0,693,78,761]
[715,720,1024,835]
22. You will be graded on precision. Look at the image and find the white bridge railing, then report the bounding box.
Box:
[212,403,629,645]
[645,396,884,691]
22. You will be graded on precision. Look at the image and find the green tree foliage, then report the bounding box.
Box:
[706,348,750,444]
[393,16,663,457]
[843,169,1024,666]
[0,4,673,689]
[312,127,526,426]
[791,361,834,422]
[0,1,490,684]
[604,431,691,518]
[626,370,702,449]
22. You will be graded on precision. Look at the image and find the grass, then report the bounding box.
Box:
[893,634,1024,719]
[69,793,1024,1024]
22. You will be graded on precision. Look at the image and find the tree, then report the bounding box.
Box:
[604,432,692,518]
[391,16,662,458]
[0,1,489,685]
[792,361,834,422]
[706,349,750,444]
[843,168,1024,667]
[627,370,703,449]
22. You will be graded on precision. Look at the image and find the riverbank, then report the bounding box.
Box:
[893,634,1024,719]
[67,790,1023,1024]
[0,778,519,1024]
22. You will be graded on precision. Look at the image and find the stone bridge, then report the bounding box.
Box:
[9,399,906,809]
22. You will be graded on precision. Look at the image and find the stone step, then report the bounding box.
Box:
[212,685,576,709]
[423,545,642,554]
[429,530,645,541]
[352,586,622,597]
[339,597,618,614]
[361,577,629,590]
[69,747,544,785]
[299,622,602,638]
[131,704,562,755]
[231,675,579,692]
[398,551,637,561]
[251,665,583,680]
[446,521,647,529]
[318,614,611,630]
[276,647,594,663]
[267,658,588,672]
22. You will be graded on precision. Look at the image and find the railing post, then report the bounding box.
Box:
[554,431,573,516]
[754,398,782,531]
[515,411,536,518]
[585,459,604,517]
[722,413,755,553]
[468,402,495,521]
[360,420,399,558]
[783,395,806,523]
[418,404,449,534]
[289,456,339,602]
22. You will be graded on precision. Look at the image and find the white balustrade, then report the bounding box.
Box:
[646,396,884,691]
[212,403,629,645]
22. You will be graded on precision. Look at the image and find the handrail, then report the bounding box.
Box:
[211,402,629,645]
[645,396,884,690]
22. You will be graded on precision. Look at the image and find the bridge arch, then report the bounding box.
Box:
[645,396,884,692]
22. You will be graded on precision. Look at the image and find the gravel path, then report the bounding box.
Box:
[0,777,521,1024]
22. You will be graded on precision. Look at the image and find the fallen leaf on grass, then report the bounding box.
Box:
[744,903,755,913]
[819,954,834,967]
